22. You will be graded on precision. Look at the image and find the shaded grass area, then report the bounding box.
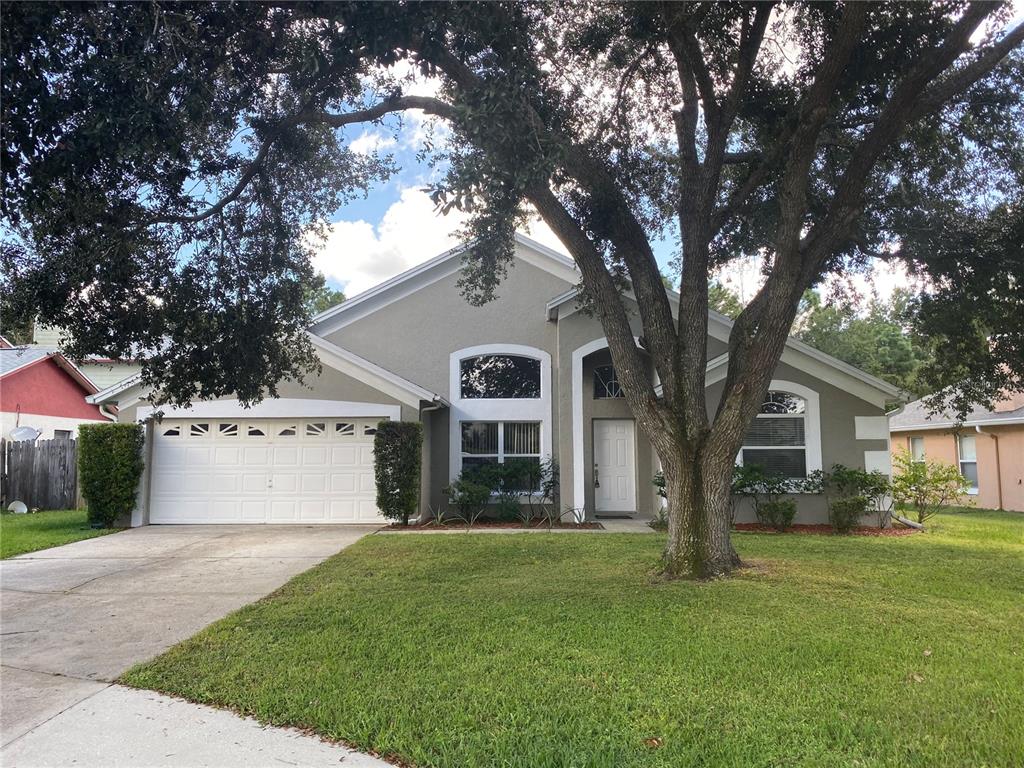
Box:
[123,509,1024,767]
[1,509,119,558]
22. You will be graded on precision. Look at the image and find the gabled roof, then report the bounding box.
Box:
[548,285,900,406]
[87,333,447,410]
[0,347,99,394]
[889,395,1024,432]
[309,232,579,336]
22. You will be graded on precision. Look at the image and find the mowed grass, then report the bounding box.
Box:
[123,510,1024,767]
[0,509,119,558]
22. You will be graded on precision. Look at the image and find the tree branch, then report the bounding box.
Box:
[156,96,457,225]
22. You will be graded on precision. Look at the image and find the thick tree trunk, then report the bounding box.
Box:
[661,446,740,579]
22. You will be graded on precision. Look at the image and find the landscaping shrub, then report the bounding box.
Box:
[829,495,870,533]
[757,498,797,531]
[444,470,492,526]
[78,422,145,528]
[891,450,970,525]
[374,421,422,525]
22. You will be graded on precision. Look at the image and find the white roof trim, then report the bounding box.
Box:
[136,399,402,422]
[307,333,446,409]
[0,349,100,394]
[87,372,143,404]
[311,232,579,337]
[549,284,898,403]
[891,416,1024,433]
[88,335,446,411]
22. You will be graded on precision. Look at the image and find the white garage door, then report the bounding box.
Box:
[149,417,385,524]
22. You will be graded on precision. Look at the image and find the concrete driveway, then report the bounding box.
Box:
[1,524,387,766]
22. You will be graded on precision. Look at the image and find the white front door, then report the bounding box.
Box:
[593,419,636,513]
[149,417,385,524]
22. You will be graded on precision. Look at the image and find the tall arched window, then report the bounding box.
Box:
[740,391,809,478]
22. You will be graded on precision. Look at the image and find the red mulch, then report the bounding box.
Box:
[390,520,604,530]
[733,523,919,536]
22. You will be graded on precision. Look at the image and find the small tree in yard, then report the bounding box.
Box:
[891,450,970,526]
[373,421,422,526]
[78,423,144,528]
[5,3,1023,577]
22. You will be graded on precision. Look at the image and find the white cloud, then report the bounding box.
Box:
[311,192,573,298]
[312,187,469,297]
[348,130,397,156]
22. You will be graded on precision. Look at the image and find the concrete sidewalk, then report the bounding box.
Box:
[1,524,389,766]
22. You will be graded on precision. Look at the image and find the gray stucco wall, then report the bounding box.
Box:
[705,360,888,524]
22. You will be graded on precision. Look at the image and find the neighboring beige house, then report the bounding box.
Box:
[88,234,899,528]
[32,324,141,389]
[890,393,1024,513]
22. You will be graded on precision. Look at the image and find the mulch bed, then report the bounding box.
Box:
[389,520,605,530]
[733,523,919,537]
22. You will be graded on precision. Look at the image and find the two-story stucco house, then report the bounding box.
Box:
[88,235,899,527]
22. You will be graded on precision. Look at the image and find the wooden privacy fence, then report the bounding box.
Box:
[0,438,83,511]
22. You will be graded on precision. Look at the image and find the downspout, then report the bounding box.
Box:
[99,404,118,422]
[975,425,1002,510]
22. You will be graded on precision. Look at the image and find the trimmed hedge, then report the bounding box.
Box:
[373,421,423,525]
[78,422,145,528]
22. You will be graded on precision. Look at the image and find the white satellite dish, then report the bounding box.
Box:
[7,501,28,514]
[9,426,41,442]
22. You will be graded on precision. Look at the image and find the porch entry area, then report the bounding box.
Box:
[593,419,636,514]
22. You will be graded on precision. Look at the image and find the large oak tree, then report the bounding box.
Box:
[3,2,1022,577]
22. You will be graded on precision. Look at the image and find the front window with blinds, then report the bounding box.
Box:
[957,434,978,492]
[740,391,808,478]
[461,421,541,482]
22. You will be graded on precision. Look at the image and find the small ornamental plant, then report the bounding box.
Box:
[78,422,145,528]
[891,450,970,525]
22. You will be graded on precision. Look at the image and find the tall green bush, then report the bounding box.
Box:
[78,422,145,528]
[373,421,423,525]
[891,450,970,525]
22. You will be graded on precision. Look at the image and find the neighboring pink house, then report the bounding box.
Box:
[0,346,112,440]
[890,392,1024,513]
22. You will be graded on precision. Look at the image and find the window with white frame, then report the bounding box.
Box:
[460,355,541,399]
[461,421,541,477]
[909,436,925,463]
[740,391,808,478]
[957,434,978,493]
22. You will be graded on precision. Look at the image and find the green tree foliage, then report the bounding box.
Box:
[304,275,346,317]
[708,281,744,320]
[797,289,933,397]
[373,421,423,526]
[77,423,145,528]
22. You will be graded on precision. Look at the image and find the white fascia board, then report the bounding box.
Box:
[309,243,471,334]
[86,372,143,404]
[890,416,1024,432]
[307,332,443,409]
[311,233,579,337]
[137,399,402,422]
[51,354,100,394]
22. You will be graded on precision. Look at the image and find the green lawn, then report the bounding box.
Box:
[1,509,120,558]
[123,510,1024,767]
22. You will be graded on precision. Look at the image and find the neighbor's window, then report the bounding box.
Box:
[910,436,925,463]
[593,364,624,399]
[739,391,807,478]
[957,434,978,492]
[461,421,541,477]
[54,429,73,440]
[460,355,541,399]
